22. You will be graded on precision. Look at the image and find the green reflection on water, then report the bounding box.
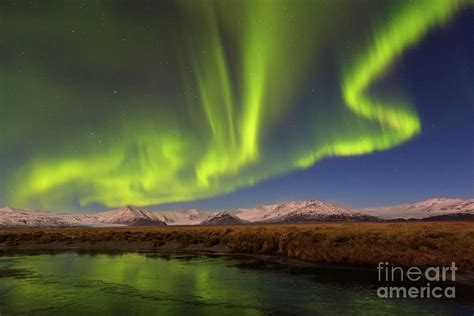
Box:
[0,253,468,315]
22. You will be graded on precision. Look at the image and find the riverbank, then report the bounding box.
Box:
[1,222,473,272]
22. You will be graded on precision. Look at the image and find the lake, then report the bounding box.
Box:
[0,252,473,315]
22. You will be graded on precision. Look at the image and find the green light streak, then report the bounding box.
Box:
[3,0,466,209]
[298,0,462,167]
[342,0,459,149]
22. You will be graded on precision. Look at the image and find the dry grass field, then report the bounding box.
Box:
[1,221,473,271]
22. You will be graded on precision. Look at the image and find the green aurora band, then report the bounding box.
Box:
[1,0,468,209]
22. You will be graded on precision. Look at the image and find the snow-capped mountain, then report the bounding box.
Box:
[0,206,211,227]
[0,207,66,227]
[57,213,102,226]
[94,206,166,226]
[1,198,472,227]
[200,212,248,225]
[234,200,378,223]
[155,209,213,225]
[80,207,211,226]
[358,198,474,219]
[0,206,167,227]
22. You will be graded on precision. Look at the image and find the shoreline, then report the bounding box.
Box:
[1,221,473,272]
[3,247,474,287]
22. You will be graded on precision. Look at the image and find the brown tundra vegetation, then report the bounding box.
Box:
[1,222,473,272]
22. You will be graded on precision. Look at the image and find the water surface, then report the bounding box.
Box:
[0,252,472,315]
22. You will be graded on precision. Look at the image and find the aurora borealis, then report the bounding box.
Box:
[0,0,472,210]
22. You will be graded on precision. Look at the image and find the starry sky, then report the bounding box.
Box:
[0,0,472,211]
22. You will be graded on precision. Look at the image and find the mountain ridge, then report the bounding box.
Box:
[1,197,472,227]
[358,198,474,219]
[200,212,248,225]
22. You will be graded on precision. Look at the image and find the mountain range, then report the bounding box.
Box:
[0,198,472,227]
[356,198,474,219]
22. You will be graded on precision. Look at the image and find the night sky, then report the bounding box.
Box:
[0,0,472,211]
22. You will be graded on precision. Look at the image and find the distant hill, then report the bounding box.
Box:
[200,212,248,225]
[421,213,474,221]
[358,198,474,219]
